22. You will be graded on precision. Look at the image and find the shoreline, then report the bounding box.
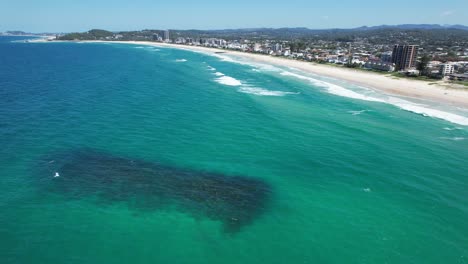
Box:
[57,40,468,109]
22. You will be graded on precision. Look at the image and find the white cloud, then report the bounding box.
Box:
[440,10,454,17]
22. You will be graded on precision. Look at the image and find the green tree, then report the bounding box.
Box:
[289,42,296,52]
[417,55,430,76]
[289,41,306,52]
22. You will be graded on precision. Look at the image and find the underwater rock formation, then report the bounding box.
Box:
[38,149,272,232]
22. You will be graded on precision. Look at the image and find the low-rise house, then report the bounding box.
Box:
[364,61,395,72]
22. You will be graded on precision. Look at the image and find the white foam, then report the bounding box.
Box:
[215,76,242,86]
[326,84,385,103]
[443,127,463,131]
[238,86,299,97]
[279,70,468,126]
[440,137,466,141]
[176,47,468,126]
[256,63,282,72]
[213,74,297,96]
[280,71,385,103]
[207,66,216,71]
[175,59,187,62]
[199,51,281,72]
[387,97,468,126]
[348,110,368,116]
[212,53,237,63]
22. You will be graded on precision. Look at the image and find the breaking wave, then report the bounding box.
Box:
[149,45,468,126]
[386,97,468,126]
[279,71,468,126]
[280,71,385,103]
[214,73,298,96]
[348,110,369,116]
[440,137,466,141]
[443,127,463,131]
[215,75,243,86]
[198,51,282,72]
[238,86,299,96]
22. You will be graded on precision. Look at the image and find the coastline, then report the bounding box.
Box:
[55,40,468,109]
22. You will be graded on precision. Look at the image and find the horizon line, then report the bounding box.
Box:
[2,23,468,34]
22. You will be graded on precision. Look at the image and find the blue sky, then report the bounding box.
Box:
[1,0,467,32]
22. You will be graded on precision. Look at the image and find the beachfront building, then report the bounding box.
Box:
[392,44,419,71]
[381,51,393,63]
[253,43,262,52]
[164,30,170,42]
[439,64,455,76]
[175,37,186,44]
[272,43,282,52]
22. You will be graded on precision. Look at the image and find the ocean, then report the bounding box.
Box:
[1,36,468,264]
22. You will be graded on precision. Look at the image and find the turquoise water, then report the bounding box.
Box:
[1,36,468,263]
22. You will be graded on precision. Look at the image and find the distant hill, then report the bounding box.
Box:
[178,24,468,35]
[169,25,468,42]
[55,24,468,44]
[7,24,468,38]
[1,30,57,36]
[5,31,28,35]
[354,24,468,31]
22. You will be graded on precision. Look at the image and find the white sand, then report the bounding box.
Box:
[67,40,468,108]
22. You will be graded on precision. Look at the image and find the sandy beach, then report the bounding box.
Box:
[64,40,468,108]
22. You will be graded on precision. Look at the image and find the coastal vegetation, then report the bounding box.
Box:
[58,29,113,40]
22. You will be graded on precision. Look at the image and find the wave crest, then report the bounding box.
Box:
[239,86,299,97]
[213,73,297,96]
[279,71,468,126]
[215,75,242,86]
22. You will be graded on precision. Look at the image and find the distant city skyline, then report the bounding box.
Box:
[1,0,467,32]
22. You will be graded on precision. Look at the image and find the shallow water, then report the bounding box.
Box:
[36,148,271,233]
